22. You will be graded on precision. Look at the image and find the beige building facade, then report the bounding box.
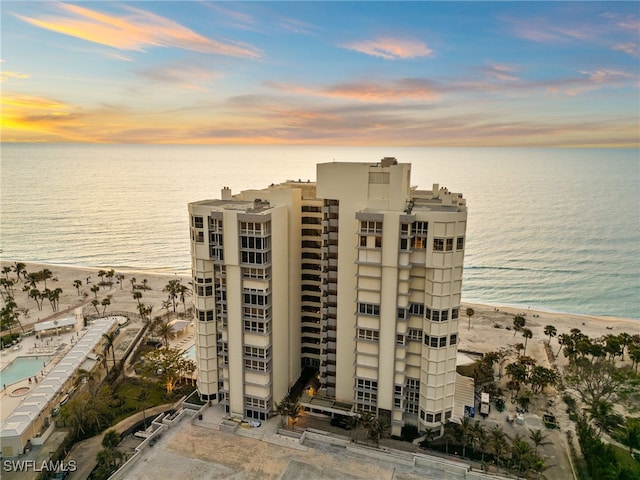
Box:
[188,158,467,433]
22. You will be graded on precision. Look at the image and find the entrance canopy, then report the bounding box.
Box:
[34,316,76,333]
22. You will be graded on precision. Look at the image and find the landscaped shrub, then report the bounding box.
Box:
[400,424,421,442]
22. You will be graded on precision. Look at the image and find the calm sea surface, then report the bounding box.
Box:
[1,144,638,319]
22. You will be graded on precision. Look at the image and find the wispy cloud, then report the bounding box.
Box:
[477,64,520,82]
[265,78,441,102]
[1,71,30,82]
[342,37,433,60]
[613,42,640,57]
[137,63,221,90]
[15,2,260,58]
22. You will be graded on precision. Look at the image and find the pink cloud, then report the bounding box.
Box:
[613,43,640,57]
[15,2,260,58]
[342,37,433,60]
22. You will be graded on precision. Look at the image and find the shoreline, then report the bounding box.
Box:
[3,260,637,323]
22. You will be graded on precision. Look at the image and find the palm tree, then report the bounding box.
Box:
[155,321,175,346]
[130,277,137,292]
[556,333,572,357]
[522,328,533,356]
[133,291,143,305]
[91,285,100,300]
[91,299,101,316]
[101,297,111,315]
[163,279,181,312]
[459,416,473,457]
[528,428,551,455]
[102,332,117,373]
[106,269,115,289]
[12,262,27,280]
[466,307,474,331]
[618,417,640,455]
[178,283,191,313]
[513,315,525,336]
[29,288,43,310]
[442,421,458,455]
[471,421,487,461]
[2,266,12,279]
[73,279,83,295]
[40,268,53,290]
[97,269,107,286]
[488,425,508,470]
[543,325,557,345]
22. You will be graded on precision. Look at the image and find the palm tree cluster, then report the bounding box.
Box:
[349,411,389,446]
[162,279,191,314]
[92,429,125,480]
[557,328,640,369]
[432,419,550,477]
[576,414,640,480]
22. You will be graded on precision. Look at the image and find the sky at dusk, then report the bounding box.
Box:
[1,1,639,146]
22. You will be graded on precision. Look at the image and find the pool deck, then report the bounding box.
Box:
[0,307,86,422]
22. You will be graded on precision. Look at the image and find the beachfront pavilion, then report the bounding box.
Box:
[34,316,76,339]
[0,317,118,457]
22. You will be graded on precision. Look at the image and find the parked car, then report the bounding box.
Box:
[247,419,261,428]
[330,417,352,429]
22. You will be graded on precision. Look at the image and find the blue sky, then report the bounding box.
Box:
[2,1,638,146]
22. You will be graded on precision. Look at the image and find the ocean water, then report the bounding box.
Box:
[1,144,638,319]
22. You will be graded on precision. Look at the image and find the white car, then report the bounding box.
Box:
[247,419,261,428]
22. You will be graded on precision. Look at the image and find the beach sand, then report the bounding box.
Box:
[3,261,639,366]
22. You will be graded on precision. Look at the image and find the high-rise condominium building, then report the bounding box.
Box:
[188,158,467,435]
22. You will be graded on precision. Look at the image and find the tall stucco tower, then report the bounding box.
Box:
[188,158,467,434]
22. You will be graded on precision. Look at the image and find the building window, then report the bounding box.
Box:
[446,238,454,251]
[356,391,377,403]
[192,216,204,228]
[441,310,449,322]
[197,310,214,322]
[356,378,378,390]
[407,328,423,341]
[375,236,382,248]
[360,236,367,247]
[358,303,380,316]
[244,359,270,371]
[408,303,424,316]
[412,236,427,249]
[452,308,459,320]
[412,222,428,234]
[433,238,444,251]
[400,238,410,251]
[360,221,382,234]
[240,251,270,265]
[242,267,271,279]
[243,291,270,306]
[397,308,407,320]
[424,335,448,348]
[396,334,405,346]
[357,328,379,342]
[244,346,270,359]
[450,334,458,345]
[457,237,464,250]
[243,320,270,334]
[432,310,440,322]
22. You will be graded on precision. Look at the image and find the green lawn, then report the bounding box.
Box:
[611,443,640,475]
[112,378,181,424]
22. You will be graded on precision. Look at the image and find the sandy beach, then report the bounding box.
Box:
[3,261,638,358]
[0,259,637,394]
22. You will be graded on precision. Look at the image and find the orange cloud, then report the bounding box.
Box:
[342,37,433,59]
[15,2,260,58]
[613,43,640,57]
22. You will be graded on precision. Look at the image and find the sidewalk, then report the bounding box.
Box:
[67,403,173,480]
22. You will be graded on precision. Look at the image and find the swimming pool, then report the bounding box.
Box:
[1,356,53,388]
[183,345,195,360]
